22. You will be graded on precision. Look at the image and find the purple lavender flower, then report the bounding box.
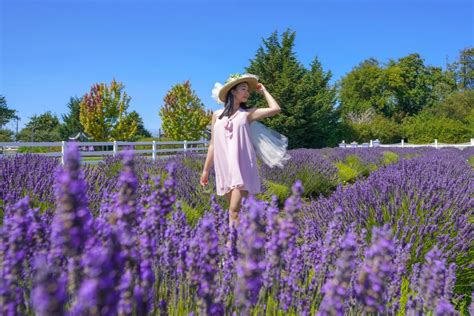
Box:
[434,298,458,316]
[387,242,412,312]
[279,246,304,311]
[71,230,124,316]
[469,292,474,316]
[1,197,31,314]
[49,142,92,292]
[115,149,139,230]
[235,196,267,312]
[194,214,223,315]
[118,269,134,315]
[263,196,282,289]
[218,223,238,302]
[312,213,344,296]
[317,230,358,315]
[354,225,395,313]
[137,216,156,314]
[443,263,456,301]
[284,180,304,219]
[31,256,67,316]
[418,246,453,311]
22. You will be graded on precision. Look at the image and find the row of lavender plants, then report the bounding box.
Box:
[1,146,430,223]
[259,147,432,201]
[0,143,472,314]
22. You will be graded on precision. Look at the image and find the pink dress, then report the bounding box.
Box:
[213,108,261,196]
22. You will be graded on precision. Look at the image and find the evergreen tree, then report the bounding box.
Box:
[17,111,62,142]
[59,96,85,140]
[129,110,152,139]
[246,29,339,148]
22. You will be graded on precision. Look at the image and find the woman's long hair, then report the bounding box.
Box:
[218,85,253,120]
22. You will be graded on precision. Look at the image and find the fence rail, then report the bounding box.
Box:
[0,140,210,164]
[339,138,474,149]
[2,138,472,165]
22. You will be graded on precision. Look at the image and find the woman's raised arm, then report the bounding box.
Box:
[248,84,281,123]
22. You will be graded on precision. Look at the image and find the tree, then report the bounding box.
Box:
[79,79,138,141]
[339,53,457,122]
[401,111,471,144]
[17,111,62,142]
[427,89,474,125]
[159,80,211,141]
[337,58,394,118]
[447,47,474,91]
[385,53,457,119]
[0,129,14,142]
[59,96,85,140]
[129,110,152,139]
[246,29,339,148]
[341,109,402,144]
[0,95,17,128]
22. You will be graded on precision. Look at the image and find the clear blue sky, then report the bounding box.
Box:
[1,0,473,135]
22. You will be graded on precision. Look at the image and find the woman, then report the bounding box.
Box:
[199,73,282,229]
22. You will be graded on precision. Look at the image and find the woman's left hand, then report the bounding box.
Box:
[255,83,266,95]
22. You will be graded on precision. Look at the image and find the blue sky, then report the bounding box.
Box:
[1,0,473,136]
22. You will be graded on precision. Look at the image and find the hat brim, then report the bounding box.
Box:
[218,76,258,103]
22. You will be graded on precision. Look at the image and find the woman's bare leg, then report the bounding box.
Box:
[228,189,249,229]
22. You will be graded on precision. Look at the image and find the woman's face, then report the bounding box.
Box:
[231,82,250,103]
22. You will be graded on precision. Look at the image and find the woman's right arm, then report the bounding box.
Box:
[200,112,217,186]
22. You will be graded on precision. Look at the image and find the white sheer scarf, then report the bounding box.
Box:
[249,121,291,169]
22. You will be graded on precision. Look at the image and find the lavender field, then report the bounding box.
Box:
[0,144,473,315]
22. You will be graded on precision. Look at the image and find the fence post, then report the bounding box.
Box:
[61,141,65,165]
[113,141,117,157]
[471,138,474,146]
[184,140,187,152]
[435,139,438,149]
[152,140,156,161]
[401,139,404,148]
[370,140,373,147]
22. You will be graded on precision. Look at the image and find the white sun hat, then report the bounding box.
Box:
[211,73,259,105]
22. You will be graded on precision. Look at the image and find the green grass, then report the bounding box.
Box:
[334,152,400,185]
[382,151,400,165]
[257,180,291,205]
[176,199,205,227]
[396,277,410,316]
[82,156,104,161]
[295,169,337,199]
[468,155,474,169]
[335,161,359,184]
[17,146,62,154]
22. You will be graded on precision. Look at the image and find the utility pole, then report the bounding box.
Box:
[15,116,20,141]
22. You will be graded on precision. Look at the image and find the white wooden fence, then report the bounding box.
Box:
[0,140,209,164]
[339,138,474,149]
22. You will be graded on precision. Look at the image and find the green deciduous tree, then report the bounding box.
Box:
[79,79,138,141]
[159,80,211,141]
[337,58,392,118]
[340,109,402,144]
[339,54,457,122]
[401,111,471,144]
